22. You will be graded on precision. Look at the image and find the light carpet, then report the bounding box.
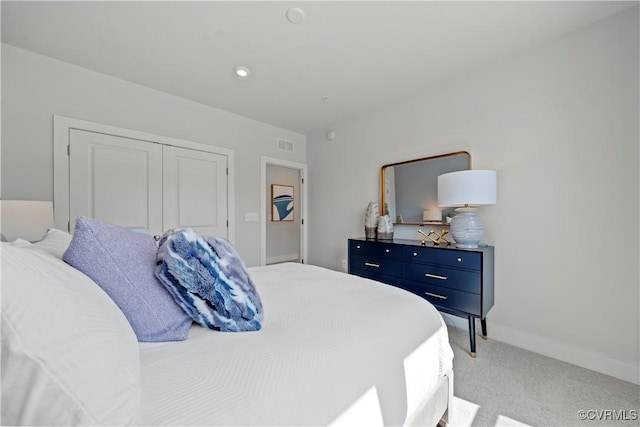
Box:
[446,326,640,427]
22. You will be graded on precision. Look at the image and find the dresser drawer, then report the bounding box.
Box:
[350,268,401,287]
[402,247,481,271]
[402,280,481,316]
[350,254,402,278]
[349,240,402,259]
[403,262,481,294]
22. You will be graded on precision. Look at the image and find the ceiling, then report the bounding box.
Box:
[2,1,636,134]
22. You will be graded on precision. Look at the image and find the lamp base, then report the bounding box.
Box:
[450,207,484,249]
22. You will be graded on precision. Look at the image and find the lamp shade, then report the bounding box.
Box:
[437,170,497,207]
[423,210,442,222]
[0,200,54,242]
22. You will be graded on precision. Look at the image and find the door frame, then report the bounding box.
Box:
[53,115,235,242]
[260,156,308,266]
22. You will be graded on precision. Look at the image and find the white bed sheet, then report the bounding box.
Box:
[136,263,453,426]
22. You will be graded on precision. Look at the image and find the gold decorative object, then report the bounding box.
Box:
[418,228,451,246]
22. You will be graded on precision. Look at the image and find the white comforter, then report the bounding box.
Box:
[136,263,453,426]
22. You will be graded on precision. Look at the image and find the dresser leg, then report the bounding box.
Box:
[480,318,488,340]
[468,316,476,358]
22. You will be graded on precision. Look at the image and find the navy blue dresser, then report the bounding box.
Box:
[348,238,494,357]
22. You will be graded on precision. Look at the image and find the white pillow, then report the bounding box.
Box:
[36,228,73,259]
[11,228,72,260]
[1,243,141,425]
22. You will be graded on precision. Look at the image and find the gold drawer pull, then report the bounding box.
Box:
[425,273,447,280]
[364,262,380,268]
[425,292,448,300]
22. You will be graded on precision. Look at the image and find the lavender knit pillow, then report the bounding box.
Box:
[63,217,192,342]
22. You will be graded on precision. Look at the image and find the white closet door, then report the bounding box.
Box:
[162,145,228,238]
[69,129,163,234]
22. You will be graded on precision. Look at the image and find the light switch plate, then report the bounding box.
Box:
[245,212,259,222]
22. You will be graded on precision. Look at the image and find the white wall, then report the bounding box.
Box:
[1,44,306,266]
[307,8,639,383]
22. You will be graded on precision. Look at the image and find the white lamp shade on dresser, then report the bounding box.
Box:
[0,200,54,242]
[437,170,497,248]
[437,170,497,207]
[422,210,443,222]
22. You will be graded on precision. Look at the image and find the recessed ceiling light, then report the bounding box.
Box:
[234,66,250,78]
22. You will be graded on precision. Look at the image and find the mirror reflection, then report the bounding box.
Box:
[381,151,471,225]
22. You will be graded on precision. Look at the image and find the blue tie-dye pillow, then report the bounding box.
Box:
[155,229,264,332]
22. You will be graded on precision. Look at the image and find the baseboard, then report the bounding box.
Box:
[266,253,299,265]
[443,314,639,385]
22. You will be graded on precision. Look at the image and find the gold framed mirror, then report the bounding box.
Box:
[380,151,471,225]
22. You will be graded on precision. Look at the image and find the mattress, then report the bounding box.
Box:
[136,263,453,426]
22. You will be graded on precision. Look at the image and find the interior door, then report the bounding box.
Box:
[69,129,163,234]
[162,145,228,238]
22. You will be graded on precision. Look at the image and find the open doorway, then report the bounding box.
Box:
[260,157,307,266]
[266,165,300,264]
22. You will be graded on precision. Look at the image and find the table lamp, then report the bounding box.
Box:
[0,200,54,242]
[422,209,442,223]
[437,170,496,248]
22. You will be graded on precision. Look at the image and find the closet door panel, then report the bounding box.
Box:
[163,146,228,238]
[69,129,163,234]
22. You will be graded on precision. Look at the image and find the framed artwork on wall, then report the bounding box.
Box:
[271,184,294,221]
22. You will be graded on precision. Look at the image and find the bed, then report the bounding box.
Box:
[2,227,454,426]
